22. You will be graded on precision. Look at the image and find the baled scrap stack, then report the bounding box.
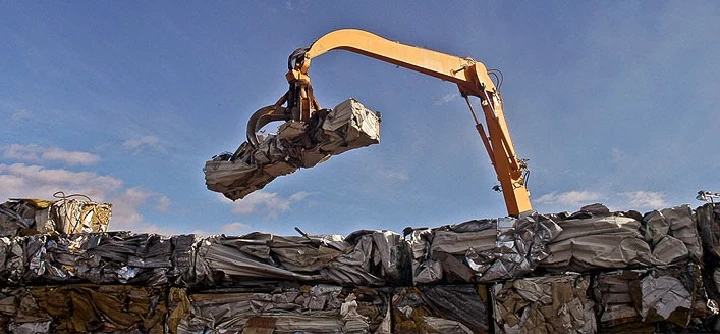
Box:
[1,200,720,332]
[205,98,382,201]
[0,196,111,237]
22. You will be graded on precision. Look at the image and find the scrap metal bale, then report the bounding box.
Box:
[193,233,338,287]
[194,230,408,288]
[205,98,381,201]
[392,285,490,334]
[17,232,194,286]
[539,204,662,272]
[168,285,389,334]
[10,284,167,333]
[48,197,112,234]
[321,230,411,287]
[593,263,711,332]
[492,274,596,334]
[642,205,703,262]
[408,215,561,285]
[696,203,720,302]
[0,197,111,238]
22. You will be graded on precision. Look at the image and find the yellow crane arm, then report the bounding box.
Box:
[252,29,532,217]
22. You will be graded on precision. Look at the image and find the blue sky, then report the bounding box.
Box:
[2,1,719,236]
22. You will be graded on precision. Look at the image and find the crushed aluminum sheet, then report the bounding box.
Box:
[391,285,490,334]
[205,98,381,201]
[492,274,596,334]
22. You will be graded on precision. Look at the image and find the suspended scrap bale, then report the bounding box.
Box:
[205,98,381,201]
[0,196,111,237]
[167,285,390,334]
[392,285,491,334]
[406,214,562,285]
[491,274,596,334]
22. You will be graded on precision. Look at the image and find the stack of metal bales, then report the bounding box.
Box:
[1,197,719,333]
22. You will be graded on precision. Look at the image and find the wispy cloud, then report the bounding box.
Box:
[123,136,163,154]
[620,191,666,209]
[2,144,100,165]
[536,190,603,207]
[227,190,311,219]
[220,222,252,234]
[435,93,458,106]
[384,170,409,181]
[11,109,32,122]
[109,187,173,232]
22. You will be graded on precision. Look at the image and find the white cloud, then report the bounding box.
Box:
[0,163,121,201]
[383,170,409,181]
[108,187,174,232]
[0,162,174,235]
[2,144,100,165]
[220,222,252,234]
[123,136,163,154]
[620,191,667,209]
[536,190,603,207]
[435,93,458,105]
[155,195,171,211]
[227,190,311,219]
[11,109,32,122]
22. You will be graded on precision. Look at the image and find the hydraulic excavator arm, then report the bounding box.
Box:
[246,29,532,217]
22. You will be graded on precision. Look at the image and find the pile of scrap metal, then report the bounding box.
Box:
[2,200,720,333]
[204,98,381,200]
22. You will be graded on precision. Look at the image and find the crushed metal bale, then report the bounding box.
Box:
[1,232,196,286]
[0,197,111,238]
[168,284,390,334]
[593,263,710,332]
[0,284,166,333]
[392,285,490,333]
[407,214,561,284]
[492,274,596,334]
[204,98,381,200]
[194,230,409,288]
